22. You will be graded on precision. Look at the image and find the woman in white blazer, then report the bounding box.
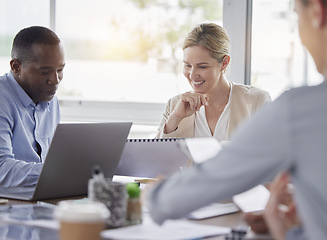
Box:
[156,23,271,141]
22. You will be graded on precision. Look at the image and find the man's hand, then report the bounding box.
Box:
[263,172,299,240]
[244,173,298,237]
[243,212,269,234]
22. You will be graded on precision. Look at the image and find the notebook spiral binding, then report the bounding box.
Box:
[126,138,185,142]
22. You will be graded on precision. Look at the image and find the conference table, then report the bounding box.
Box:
[0,197,249,240]
[0,175,270,240]
[188,212,246,240]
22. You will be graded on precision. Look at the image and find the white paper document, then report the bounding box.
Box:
[232,185,270,213]
[101,214,230,240]
[185,137,222,164]
[187,202,239,220]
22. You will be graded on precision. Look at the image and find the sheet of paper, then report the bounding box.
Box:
[187,203,239,220]
[185,137,222,164]
[232,185,270,213]
[101,214,230,240]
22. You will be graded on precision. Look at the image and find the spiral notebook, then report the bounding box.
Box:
[115,138,190,178]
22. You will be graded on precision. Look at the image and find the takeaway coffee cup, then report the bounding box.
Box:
[54,200,110,240]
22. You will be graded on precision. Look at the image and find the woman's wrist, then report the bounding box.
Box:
[164,114,183,134]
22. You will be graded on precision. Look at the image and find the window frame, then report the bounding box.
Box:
[223,0,253,85]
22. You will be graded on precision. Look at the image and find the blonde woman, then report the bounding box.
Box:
[156,23,271,141]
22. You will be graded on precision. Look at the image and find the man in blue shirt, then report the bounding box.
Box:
[0,26,65,187]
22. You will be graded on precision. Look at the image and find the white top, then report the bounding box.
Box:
[148,81,327,240]
[194,84,232,141]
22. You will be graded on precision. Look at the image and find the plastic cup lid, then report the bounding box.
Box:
[54,200,110,223]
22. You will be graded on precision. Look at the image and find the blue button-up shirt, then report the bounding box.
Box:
[0,71,60,187]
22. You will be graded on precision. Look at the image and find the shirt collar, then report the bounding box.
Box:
[8,71,50,110]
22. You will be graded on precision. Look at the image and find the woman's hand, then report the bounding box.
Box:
[164,92,207,134]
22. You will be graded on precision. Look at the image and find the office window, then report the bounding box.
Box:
[0,0,50,74]
[251,0,324,100]
[0,0,224,137]
[56,0,223,103]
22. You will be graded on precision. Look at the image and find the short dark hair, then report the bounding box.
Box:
[11,26,61,63]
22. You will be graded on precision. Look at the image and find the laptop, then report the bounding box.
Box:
[0,122,132,201]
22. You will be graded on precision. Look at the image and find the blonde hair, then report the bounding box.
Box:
[183,23,230,63]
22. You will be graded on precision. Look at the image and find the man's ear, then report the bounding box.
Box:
[310,0,326,28]
[10,59,22,75]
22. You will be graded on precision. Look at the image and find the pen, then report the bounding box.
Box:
[134,179,157,184]
[0,198,8,204]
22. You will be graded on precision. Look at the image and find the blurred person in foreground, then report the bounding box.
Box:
[156,23,270,141]
[244,173,304,240]
[146,0,327,239]
[0,26,65,187]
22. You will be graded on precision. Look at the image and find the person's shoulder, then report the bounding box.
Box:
[0,84,17,115]
[168,94,181,101]
[166,94,182,106]
[0,74,14,101]
[287,81,326,93]
[231,82,270,98]
[282,81,327,102]
[0,73,9,88]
